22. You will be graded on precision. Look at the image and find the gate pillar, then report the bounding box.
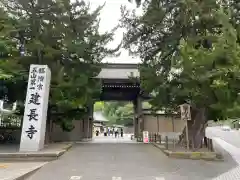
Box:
[133,96,142,138]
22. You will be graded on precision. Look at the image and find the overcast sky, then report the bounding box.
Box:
[87,0,141,64]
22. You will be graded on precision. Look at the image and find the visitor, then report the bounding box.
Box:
[111,127,114,136]
[114,127,118,138]
[117,128,120,138]
[103,127,107,136]
[120,128,123,137]
[96,130,99,136]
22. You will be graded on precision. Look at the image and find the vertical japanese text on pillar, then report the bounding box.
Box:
[25,66,46,140]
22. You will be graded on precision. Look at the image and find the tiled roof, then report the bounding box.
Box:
[97,68,139,79]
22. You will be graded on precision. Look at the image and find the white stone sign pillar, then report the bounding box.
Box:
[20,64,51,152]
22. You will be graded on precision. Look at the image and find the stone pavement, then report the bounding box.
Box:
[25,139,237,180]
[0,162,47,180]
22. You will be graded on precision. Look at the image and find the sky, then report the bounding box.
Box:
[87,0,141,64]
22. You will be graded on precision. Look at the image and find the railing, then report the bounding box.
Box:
[147,132,214,151]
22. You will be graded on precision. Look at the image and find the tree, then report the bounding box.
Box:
[0,7,26,103]
[121,0,240,149]
[115,103,134,126]
[0,0,117,131]
[102,102,134,126]
[94,101,104,111]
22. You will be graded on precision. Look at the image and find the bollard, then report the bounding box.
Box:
[159,134,161,144]
[165,136,168,150]
[204,137,208,148]
[200,138,203,148]
[207,138,211,150]
[209,139,214,152]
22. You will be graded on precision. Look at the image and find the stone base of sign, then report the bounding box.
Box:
[0,143,73,162]
[152,143,223,161]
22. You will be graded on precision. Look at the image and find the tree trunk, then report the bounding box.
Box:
[178,107,207,150]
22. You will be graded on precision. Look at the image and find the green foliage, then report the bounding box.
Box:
[94,101,104,111]
[0,0,116,131]
[100,101,134,126]
[121,0,240,120]
[95,101,151,126]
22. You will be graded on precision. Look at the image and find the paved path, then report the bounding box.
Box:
[26,140,236,180]
[211,138,240,180]
[206,127,240,179]
[206,127,240,148]
[0,162,47,180]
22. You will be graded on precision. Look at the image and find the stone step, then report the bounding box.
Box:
[0,152,63,162]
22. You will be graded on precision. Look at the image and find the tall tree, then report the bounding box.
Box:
[0,7,26,102]
[0,0,116,131]
[121,0,240,149]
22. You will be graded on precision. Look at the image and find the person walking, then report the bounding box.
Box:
[117,128,120,138]
[111,127,114,136]
[114,127,118,138]
[120,128,123,137]
[110,127,113,136]
[96,129,99,136]
[103,127,107,136]
[108,127,110,136]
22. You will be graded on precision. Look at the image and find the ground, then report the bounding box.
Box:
[26,135,237,180]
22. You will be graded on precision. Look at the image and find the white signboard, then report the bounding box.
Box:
[143,131,149,143]
[20,65,51,152]
[180,103,191,121]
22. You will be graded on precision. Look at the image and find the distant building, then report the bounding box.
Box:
[93,111,109,133]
